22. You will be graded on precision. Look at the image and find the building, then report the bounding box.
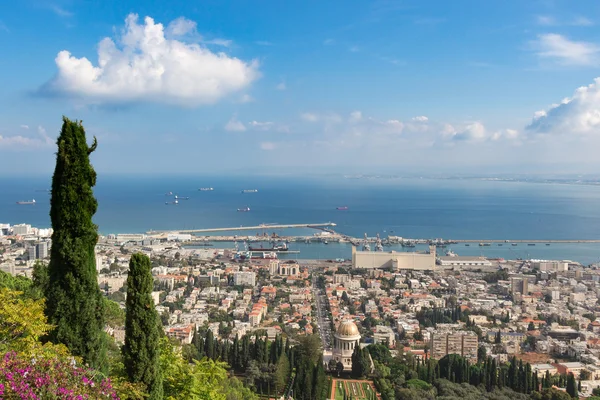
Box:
[511,278,529,295]
[278,262,300,276]
[233,271,256,287]
[532,260,568,272]
[36,241,49,259]
[12,224,32,236]
[27,245,37,261]
[437,256,492,268]
[115,233,147,243]
[430,331,478,363]
[531,364,558,377]
[352,246,437,270]
[332,320,362,370]
[373,325,396,348]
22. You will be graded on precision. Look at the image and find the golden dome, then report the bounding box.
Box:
[336,320,360,337]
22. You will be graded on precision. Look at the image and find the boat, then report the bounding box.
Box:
[446,249,457,257]
[479,243,491,247]
[323,240,329,245]
[165,200,179,205]
[546,243,550,246]
[16,199,36,205]
[465,244,470,246]
[528,243,535,246]
[242,189,258,193]
[512,243,517,246]
[174,195,190,200]
[199,188,214,191]
[249,242,288,252]
[237,207,250,212]
[336,206,349,211]
[165,191,173,196]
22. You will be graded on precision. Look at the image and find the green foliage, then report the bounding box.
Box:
[0,270,42,300]
[566,372,577,399]
[45,116,107,371]
[123,253,163,400]
[104,298,125,327]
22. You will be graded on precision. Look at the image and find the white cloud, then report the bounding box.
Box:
[527,77,600,135]
[451,122,487,141]
[412,116,429,122]
[260,142,276,150]
[572,16,594,27]
[42,14,259,106]
[0,125,53,148]
[224,117,246,132]
[301,112,342,124]
[276,82,286,90]
[249,121,274,130]
[166,16,197,36]
[20,125,29,129]
[491,129,520,141]
[531,33,599,65]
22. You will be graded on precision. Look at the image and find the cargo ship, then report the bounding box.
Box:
[199,188,214,191]
[336,206,348,210]
[174,195,190,200]
[237,207,250,212]
[249,242,288,252]
[242,189,258,193]
[165,200,179,205]
[16,199,36,205]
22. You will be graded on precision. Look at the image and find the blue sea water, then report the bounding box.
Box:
[2,175,600,263]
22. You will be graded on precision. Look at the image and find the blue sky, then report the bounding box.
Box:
[2,0,600,175]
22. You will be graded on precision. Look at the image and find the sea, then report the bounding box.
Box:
[3,174,600,264]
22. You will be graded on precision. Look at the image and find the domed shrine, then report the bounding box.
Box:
[332,320,361,370]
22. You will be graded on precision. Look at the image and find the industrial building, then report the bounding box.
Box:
[351,245,437,270]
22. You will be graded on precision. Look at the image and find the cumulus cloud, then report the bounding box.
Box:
[20,125,29,129]
[451,122,487,141]
[239,94,254,103]
[412,116,429,122]
[0,125,53,148]
[527,77,600,135]
[224,117,246,132]
[531,33,599,66]
[41,14,259,106]
[536,15,593,27]
[491,129,520,141]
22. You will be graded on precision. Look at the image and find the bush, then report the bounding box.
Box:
[0,351,117,399]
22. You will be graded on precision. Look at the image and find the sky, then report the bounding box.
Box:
[2,0,600,175]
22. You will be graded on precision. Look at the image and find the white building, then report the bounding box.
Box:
[332,320,362,370]
[437,256,492,268]
[116,233,146,242]
[12,224,32,236]
[233,271,256,287]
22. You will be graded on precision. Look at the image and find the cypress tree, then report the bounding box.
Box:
[566,373,577,398]
[123,253,163,399]
[45,117,106,370]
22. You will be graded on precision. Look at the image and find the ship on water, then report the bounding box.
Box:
[336,206,348,210]
[241,189,258,193]
[16,199,36,205]
[174,195,190,200]
[249,242,288,252]
[250,251,277,260]
[165,200,179,205]
[165,191,173,196]
[237,206,250,212]
[199,188,214,191]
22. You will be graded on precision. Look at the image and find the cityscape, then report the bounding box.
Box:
[3,0,600,399]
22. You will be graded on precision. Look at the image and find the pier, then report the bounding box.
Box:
[148,222,336,234]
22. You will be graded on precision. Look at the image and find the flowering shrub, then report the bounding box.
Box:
[0,352,118,399]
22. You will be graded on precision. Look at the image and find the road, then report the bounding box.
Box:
[312,272,332,352]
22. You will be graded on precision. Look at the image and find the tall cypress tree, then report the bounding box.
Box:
[123,253,163,399]
[45,117,106,370]
[566,373,578,399]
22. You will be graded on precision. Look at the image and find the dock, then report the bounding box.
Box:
[148,222,337,234]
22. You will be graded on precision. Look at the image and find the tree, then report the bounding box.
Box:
[566,372,577,399]
[123,253,163,399]
[336,361,344,377]
[477,345,487,363]
[45,117,107,371]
